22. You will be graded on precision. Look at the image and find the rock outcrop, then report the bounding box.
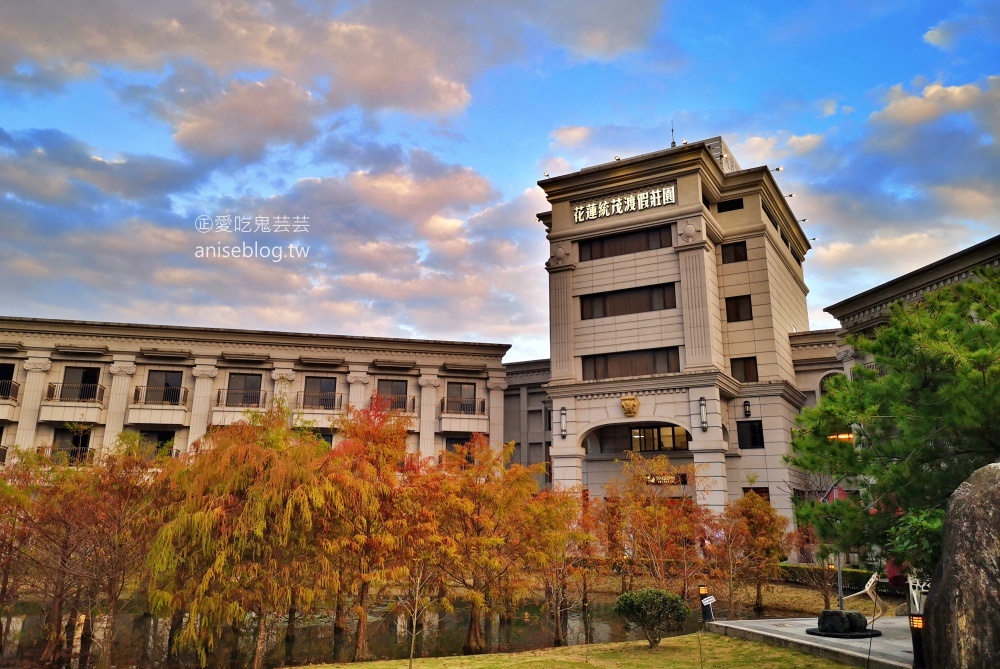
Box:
[924,462,1000,669]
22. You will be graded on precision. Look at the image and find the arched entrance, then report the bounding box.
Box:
[581,420,694,497]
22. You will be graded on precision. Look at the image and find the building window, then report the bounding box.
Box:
[717,198,744,213]
[721,241,748,264]
[140,430,176,457]
[726,295,754,322]
[731,357,759,383]
[146,370,183,404]
[224,373,263,407]
[582,347,680,381]
[61,366,101,401]
[737,420,765,449]
[594,423,691,453]
[581,283,676,320]
[377,379,411,411]
[742,486,771,502]
[819,373,843,396]
[304,376,339,409]
[763,203,779,230]
[445,382,478,414]
[53,427,91,463]
[0,363,16,401]
[578,225,672,262]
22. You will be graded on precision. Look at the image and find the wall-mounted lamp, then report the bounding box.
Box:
[798,218,809,223]
[785,193,796,198]
[743,400,752,417]
[770,166,784,172]
[699,397,708,432]
[559,407,567,439]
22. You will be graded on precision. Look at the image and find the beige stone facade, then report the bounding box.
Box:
[527,138,812,517]
[0,317,509,463]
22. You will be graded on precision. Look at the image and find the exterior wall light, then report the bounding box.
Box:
[559,407,567,439]
[699,397,708,431]
[909,614,926,668]
[743,400,751,417]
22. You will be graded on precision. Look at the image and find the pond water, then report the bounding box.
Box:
[0,594,791,668]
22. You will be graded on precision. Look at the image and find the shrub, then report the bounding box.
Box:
[613,588,690,648]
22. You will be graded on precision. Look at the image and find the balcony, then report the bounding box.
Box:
[134,386,188,406]
[0,380,19,401]
[36,445,95,466]
[127,386,190,426]
[39,383,105,423]
[439,397,489,433]
[440,397,486,415]
[298,391,345,411]
[0,380,18,421]
[374,394,416,413]
[217,389,267,408]
[46,383,105,403]
[212,388,268,426]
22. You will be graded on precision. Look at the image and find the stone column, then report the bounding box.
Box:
[271,369,295,407]
[102,360,137,451]
[347,372,370,409]
[13,357,52,452]
[487,378,507,448]
[547,262,575,382]
[676,216,723,371]
[688,387,728,513]
[417,375,441,459]
[188,364,218,448]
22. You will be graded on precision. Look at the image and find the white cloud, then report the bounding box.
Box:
[551,126,593,147]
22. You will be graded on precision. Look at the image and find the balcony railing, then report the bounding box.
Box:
[374,394,416,412]
[440,397,486,415]
[37,445,95,465]
[297,391,345,411]
[217,389,267,408]
[133,386,189,406]
[46,383,105,403]
[0,380,19,401]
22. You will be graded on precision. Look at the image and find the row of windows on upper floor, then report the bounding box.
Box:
[575,221,758,267]
[0,364,487,415]
[580,346,761,384]
[578,282,754,325]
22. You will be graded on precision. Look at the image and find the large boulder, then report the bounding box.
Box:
[817,609,850,634]
[924,463,1000,669]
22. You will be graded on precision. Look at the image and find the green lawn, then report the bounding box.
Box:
[311,634,848,669]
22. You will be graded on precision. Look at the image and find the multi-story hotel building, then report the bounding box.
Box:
[0,319,509,464]
[504,138,812,517]
[4,136,995,526]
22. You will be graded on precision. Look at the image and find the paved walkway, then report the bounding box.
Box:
[706,616,915,669]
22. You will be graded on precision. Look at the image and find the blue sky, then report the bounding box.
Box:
[1,0,998,360]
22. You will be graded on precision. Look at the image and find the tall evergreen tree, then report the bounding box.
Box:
[788,270,1000,575]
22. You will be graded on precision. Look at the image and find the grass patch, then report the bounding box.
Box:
[310,634,849,669]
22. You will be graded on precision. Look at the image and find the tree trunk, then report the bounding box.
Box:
[252,613,269,669]
[333,590,346,636]
[79,615,94,669]
[352,582,370,661]
[166,611,183,662]
[754,582,764,614]
[284,594,297,666]
[462,603,486,655]
[408,609,418,669]
[229,622,241,669]
[97,600,118,669]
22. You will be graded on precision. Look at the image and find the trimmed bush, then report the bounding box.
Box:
[613,588,690,648]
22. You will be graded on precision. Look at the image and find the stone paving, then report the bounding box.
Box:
[707,616,916,669]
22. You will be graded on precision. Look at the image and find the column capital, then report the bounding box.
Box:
[487,379,508,391]
[192,366,218,379]
[347,374,370,385]
[418,376,441,388]
[109,363,137,376]
[23,360,52,373]
[271,369,296,382]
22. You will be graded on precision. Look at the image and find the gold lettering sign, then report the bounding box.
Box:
[621,395,639,417]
